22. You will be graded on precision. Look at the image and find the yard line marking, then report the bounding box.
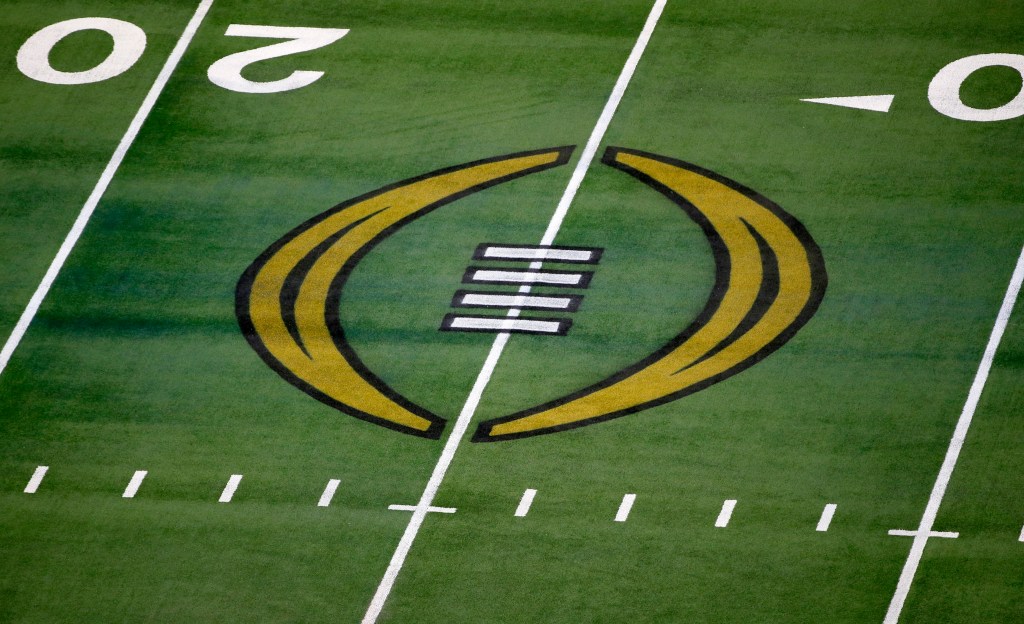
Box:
[360,2,667,622]
[318,478,341,507]
[388,504,457,514]
[615,494,637,522]
[23,466,48,493]
[515,489,537,517]
[715,499,737,528]
[816,503,837,532]
[888,529,958,539]
[219,474,243,503]
[0,0,215,379]
[122,470,147,498]
[883,244,1024,624]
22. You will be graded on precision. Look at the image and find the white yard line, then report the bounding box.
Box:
[318,478,341,507]
[23,465,48,493]
[514,488,537,517]
[715,499,737,528]
[360,2,667,622]
[122,470,148,498]
[218,474,243,503]
[0,0,215,379]
[816,503,837,532]
[883,244,1024,624]
[614,494,637,522]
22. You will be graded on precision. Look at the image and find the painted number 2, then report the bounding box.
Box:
[16,18,348,93]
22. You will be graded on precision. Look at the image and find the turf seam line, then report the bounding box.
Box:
[0,0,215,379]
[883,243,1024,624]
[359,2,667,621]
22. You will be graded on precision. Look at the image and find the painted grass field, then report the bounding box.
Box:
[1,1,1023,622]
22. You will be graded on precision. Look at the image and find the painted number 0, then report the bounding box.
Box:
[928,53,1024,122]
[16,18,348,94]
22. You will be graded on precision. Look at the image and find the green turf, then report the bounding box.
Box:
[1,0,1023,622]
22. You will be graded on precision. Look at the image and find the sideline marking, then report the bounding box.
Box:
[359,2,667,621]
[801,95,895,113]
[122,470,147,498]
[219,474,243,503]
[0,0,215,379]
[883,244,1024,624]
[816,503,837,532]
[24,466,48,493]
[716,499,737,528]
[388,504,457,514]
[318,478,341,507]
[515,489,537,517]
[615,494,637,522]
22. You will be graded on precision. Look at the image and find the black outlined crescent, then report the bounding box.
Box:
[473,147,827,441]
[236,147,574,439]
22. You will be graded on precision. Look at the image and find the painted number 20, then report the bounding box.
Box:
[16,18,348,94]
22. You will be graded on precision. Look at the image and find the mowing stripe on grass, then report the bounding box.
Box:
[514,488,537,517]
[360,2,667,622]
[0,0,214,379]
[816,503,837,532]
[23,466,48,493]
[122,470,147,498]
[883,244,1024,624]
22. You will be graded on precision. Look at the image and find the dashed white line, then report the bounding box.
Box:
[23,465,48,493]
[888,529,959,539]
[359,3,667,621]
[515,488,537,517]
[318,478,340,507]
[883,244,1024,624]
[614,494,637,522]
[122,470,147,498]
[715,499,737,528]
[219,474,243,503]
[816,503,837,532]
[388,504,456,514]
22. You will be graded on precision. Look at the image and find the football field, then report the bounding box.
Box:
[2,1,1024,622]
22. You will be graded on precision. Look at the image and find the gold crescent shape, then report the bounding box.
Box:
[237,147,573,438]
[474,147,827,441]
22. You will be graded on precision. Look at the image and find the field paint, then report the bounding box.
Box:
[17,18,147,85]
[480,246,596,262]
[715,500,737,528]
[469,269,584,286]
[0,0,215,380]
[883,244,1024,624]
[318,479,341,507]
[23,466,48,493]
[457,293,575,310]
[615,494,637,522]
[360,3,666,622]
[208,25,349,94]
[888,529,958,539]
[515,489,537,517]
[219,474,243,503]
[122,470,148,498]
[800,95,894,113]
[816,503,837,532]
[446,316,565,334]
[928,54,1024,122]
[1019,525,1024,543]
[388,504,457,514]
